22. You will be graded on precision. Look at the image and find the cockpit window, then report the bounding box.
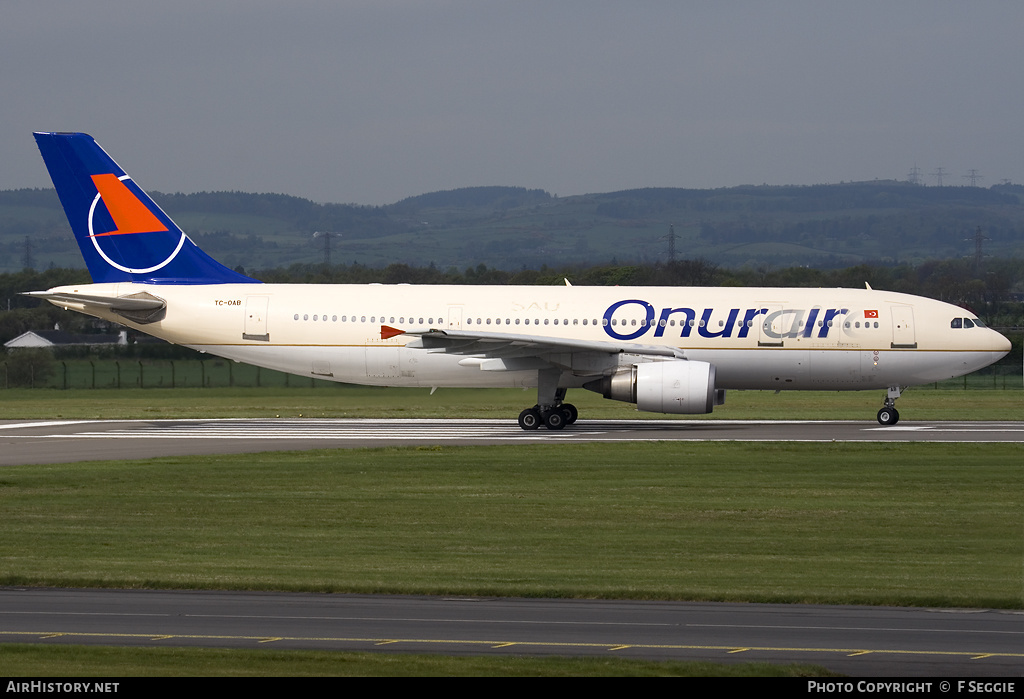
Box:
[973,318,987,328]
[963,318,975,329]
[950,318,962,329]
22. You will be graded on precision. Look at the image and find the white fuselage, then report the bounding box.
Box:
[45,282,1011,393]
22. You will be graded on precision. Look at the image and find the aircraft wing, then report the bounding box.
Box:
[395,326,684,372]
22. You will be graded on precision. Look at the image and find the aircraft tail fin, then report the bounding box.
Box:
[33,132,258,285]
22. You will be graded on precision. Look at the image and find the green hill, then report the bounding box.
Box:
[3,182,1023,274]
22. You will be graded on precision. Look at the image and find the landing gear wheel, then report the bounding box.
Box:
[561,403,578,424]
[543,409,566,431]
[877,407,900,426]
[518,408,542,430]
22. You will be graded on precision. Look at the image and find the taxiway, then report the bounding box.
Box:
[1,418,1022,466]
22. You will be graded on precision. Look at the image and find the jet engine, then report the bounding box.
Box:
[583,360,721,414]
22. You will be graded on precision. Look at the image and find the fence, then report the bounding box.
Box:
[2,358,337,390]
[928,364,1023,390]
[2,357,1021,390]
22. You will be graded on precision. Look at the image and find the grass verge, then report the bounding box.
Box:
[1,442,1020,608]
[0,644,838,677]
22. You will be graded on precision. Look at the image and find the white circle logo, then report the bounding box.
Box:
[88,175,186,274]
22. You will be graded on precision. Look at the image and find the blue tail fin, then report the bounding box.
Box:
[34,132,258,285]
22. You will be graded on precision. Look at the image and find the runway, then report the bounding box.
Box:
[1,588,1020,676]
[0,418,1022,466]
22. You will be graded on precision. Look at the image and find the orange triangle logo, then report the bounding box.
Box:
[89,174,168,237]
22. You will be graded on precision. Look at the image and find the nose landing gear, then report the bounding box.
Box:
[876,386,903,426]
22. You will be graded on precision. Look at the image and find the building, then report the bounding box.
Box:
[4,329,128,350]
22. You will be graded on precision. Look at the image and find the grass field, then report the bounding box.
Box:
[0,384,1020,421]
[1,442,1020,608]
[0,645,836,677]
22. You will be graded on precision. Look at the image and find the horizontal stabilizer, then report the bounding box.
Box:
[24,290,166,324]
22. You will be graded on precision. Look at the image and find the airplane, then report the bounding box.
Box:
[27,132,1011,430]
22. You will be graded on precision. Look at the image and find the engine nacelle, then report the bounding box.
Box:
[583,360,718,414]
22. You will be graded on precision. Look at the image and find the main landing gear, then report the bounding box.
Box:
[518,402,578,431]
[876,385,903,426]
[518,370,578,431]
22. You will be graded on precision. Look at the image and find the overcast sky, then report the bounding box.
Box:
[3,1,1022,205]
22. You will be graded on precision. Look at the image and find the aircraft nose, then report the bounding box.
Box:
[989,329,1012,355]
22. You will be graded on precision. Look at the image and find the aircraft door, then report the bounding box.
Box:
[447,306,463,330]
[890,306,916,349]
[757,304,784,347]
[243,296,270,342]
